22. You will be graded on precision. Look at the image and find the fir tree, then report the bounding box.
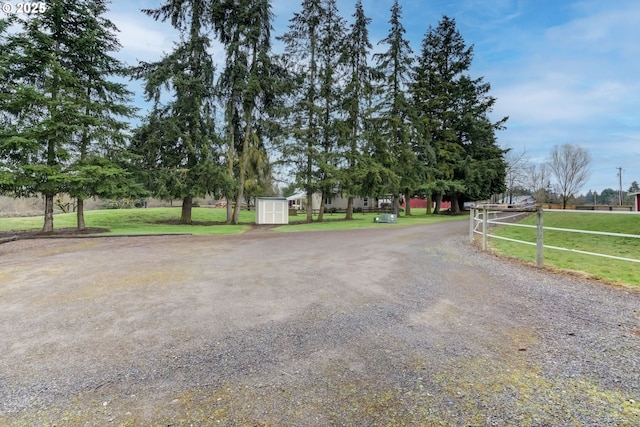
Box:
[339,0,384,219]
[0,0,136,232]
[277,0,325,221]
[315,0,346,222]
[215,0,279,224]
[133,0,222,224]
[374,0,423,216]
[65,0,138,230]
[413,16,506,213]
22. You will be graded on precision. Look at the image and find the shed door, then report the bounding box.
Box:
[262,200,285,224]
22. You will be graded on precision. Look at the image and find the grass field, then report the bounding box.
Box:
[0,207,464,236]
[488,211,640,286]
[0,208,252,235]
[277,210,464,232]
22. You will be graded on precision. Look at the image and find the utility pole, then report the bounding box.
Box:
[617,167,623,205]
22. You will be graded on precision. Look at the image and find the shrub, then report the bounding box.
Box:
[134,198,147,208]
[101,198,136,209]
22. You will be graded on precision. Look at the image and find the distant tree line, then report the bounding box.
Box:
[585,181,639,206]
[504,142,638,208]
[0,0,508,231]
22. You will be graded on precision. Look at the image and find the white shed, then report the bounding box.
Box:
[255,197,289,224]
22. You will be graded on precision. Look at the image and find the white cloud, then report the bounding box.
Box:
[107,13,177,61]
[546,4,640,56]
[494,77,630,126]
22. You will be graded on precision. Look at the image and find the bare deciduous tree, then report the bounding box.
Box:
[548,144,591,209]
[525,163,550,203]
[504,146,529,203]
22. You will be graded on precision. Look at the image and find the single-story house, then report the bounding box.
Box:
[287,191,453,212]
[498,195,536,207]
[286,191,373,212]
[286,192,321,211]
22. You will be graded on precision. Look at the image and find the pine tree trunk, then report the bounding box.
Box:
[43,194,54,232]
[434,194,442,214]
[233,190,242,224]
[77,198,86,230]
[226,197,233,224]
[345,197,354,220]
[306,191,313,222]
[233,106,253,225]
[181,196,193,224]
[317,190,326,222]
[450,195,461,214]
[393,195,400,216]
[78,85,90,232]
[404,191,411,216]
[225,112,235,225]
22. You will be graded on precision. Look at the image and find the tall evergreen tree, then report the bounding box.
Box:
[0,1,135,232]
[413,16,506,214]
[133,0,222,224]
[339,0,380,220]
[373,0,422,216]
[215,0,279,224]
[65,0,138,230]
[278,0,325,222]
[0,19,12,170]
[315,0,346,222]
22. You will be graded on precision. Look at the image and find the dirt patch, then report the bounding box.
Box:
[1,222,638,426]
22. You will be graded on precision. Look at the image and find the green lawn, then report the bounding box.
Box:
[0,207,251,235]
[279,211,463,232]
[489,211,640,286]
[0,207,464,236]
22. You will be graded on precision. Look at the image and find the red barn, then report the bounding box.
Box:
[401,198,451,210]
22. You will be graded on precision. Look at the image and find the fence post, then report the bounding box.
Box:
[482,206,488,251]
[469,205,475,243]
[536,206,544,267]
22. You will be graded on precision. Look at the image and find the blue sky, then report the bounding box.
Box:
[103,0,640,194]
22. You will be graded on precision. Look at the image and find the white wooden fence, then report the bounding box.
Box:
[470,204,640,267]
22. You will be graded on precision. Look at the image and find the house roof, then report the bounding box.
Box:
[286,192,307,201]
[498,195,536,204]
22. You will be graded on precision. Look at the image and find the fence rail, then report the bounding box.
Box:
[470,204,640,267]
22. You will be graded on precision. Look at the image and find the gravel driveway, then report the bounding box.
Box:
[1,220,639,426]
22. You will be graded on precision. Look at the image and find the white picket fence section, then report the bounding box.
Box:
[470,204,640,267]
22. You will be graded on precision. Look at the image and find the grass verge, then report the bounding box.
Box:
[0,208,251,235]
[278,211,464,232]
[489,211,640,286]
[0,207,465,236]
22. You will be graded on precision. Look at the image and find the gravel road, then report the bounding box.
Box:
[0,219,639,426]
